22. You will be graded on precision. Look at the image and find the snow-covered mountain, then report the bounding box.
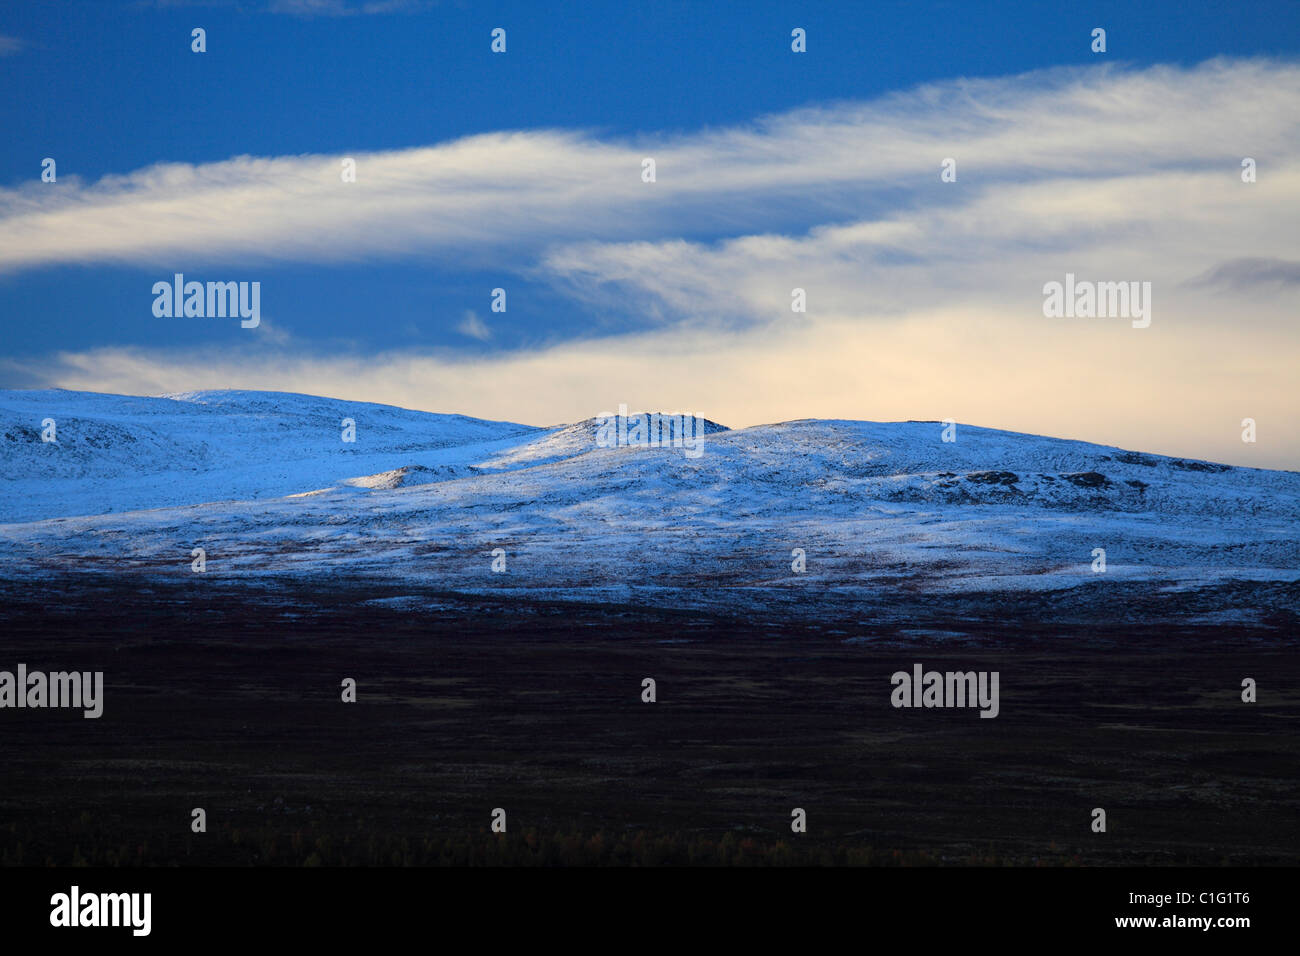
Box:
[0,389,542,522]
[2,388,1297,627]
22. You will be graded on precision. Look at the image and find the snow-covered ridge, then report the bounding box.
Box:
[0,388,543,522]
[1,389,1297,622]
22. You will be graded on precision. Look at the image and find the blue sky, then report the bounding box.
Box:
[1,0,1298,465]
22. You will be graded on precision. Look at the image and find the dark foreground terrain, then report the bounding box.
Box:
[1,577,1297,866]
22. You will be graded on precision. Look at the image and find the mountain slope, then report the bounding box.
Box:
[1,390,1296,627]
[0,388,544,522]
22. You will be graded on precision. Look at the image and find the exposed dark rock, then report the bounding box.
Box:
[1115,451,1159,467]
[1172,458,1231,473]
[966,471,1019,486]
[1063,471,1110,489]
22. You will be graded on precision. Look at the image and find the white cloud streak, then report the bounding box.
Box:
[456,310,491,341]
[2,58,1295,273]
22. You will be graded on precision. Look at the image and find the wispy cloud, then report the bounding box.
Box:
[0,35,23,56]
[2,59,1295,275]
[456,310,491,341]
[1189,257,1300,291]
